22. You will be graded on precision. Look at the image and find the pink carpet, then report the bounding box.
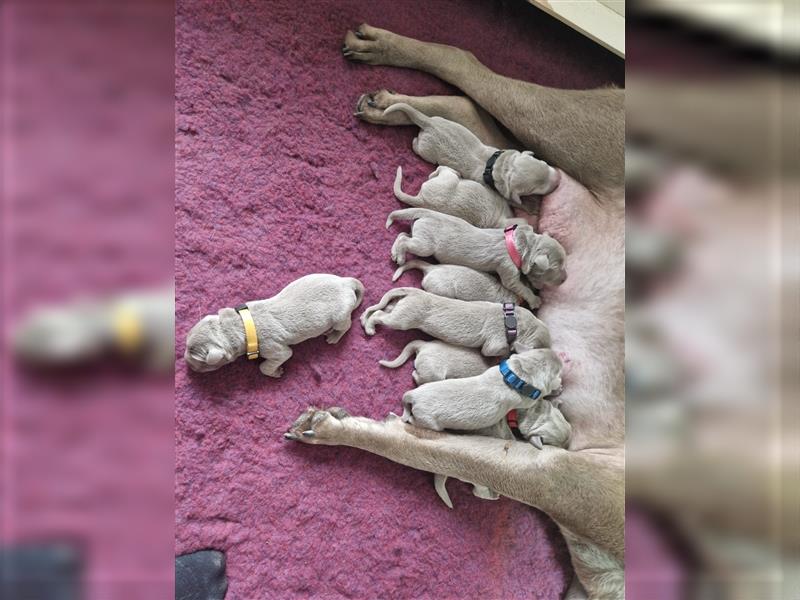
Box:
[175,1,623,597]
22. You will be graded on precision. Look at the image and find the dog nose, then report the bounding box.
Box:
[558,270,567,284]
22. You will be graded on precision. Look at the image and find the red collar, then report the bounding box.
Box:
[506,409,519,430]
[504,225,522,269]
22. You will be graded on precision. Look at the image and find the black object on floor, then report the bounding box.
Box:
[0,543,82,600]
[175,549,228,600]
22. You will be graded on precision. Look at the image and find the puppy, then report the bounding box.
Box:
[383,103,561,204]
[401,348,563,432]
[379,339,570,507]
[379,339,495,385]
[392,260,519,304]
[394,165,518,228]
[13,287,175,371]
[361,287,549,356]
[434,400,572,508]
[387,208,567,308]
[185,274,364,377]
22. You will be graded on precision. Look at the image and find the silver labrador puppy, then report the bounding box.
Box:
[185,274,364,377]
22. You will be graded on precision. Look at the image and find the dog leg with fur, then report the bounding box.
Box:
[286,408,624,598]
[343,24,623,195]
[353,89,514,149]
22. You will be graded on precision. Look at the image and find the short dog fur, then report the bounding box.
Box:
[381,340,571,507]
[387,208,567,308]
[384,102,561,204]
[401,348,563,431]
[379,339,495,385]
[393,165,518,228]
[393,260,520,304]
[361,287,549,356]
[185,274,363,377]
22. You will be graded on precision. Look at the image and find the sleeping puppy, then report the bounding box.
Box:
[185,274,364,377]
[361,287,549,356]
[387,208,567,308]
[400,348,563,432]
[383,103,561,204]
[434,400,572,508]
[380,339,570,507]
[392,260,519,304]
[379,339,495,384]
[13,286,175,371]
[393,165,520,228]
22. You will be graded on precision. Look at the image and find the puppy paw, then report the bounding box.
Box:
[284,407,349,445]
[259,362,284,378]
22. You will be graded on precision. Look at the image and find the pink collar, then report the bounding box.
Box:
[504,225,522,269]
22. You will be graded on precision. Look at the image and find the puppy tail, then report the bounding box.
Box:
[348,278,365,308]
[363,287,420,321]
[379,339,425,369]
[433,474,454,509]
[393,166,419,207]
[392,260,432,282]
[383,102,431,128]
[385,207,431,229]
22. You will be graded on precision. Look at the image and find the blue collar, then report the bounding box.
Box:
[499,360,541,399]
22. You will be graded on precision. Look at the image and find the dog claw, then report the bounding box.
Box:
[530,435,544,450]
[302,430,315,438]
[367,99,377,108]
[355,30,365,39]
[284,432,298,441]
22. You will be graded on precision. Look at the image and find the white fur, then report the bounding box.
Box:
[185,274,364,377]
[383,103,561,204]
[361,287,550,356]
[392,260,520,304]
[393,165,517,228]
[387,208,567,308]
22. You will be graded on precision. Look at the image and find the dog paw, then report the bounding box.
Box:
[354,90,413,124]
[342,24,410,67]
[284,407,349,444]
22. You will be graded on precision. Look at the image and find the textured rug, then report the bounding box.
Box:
[175,1,623,597]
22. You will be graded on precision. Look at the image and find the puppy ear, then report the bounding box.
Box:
[510,191,522,205]
[206,346,226,365]
[533,255,550,271]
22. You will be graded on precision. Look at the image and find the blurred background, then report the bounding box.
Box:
[1,1,175,598]
[1,0,797,598]
[625,0,798,598]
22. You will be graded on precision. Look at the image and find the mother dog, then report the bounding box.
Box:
[286,24,624,599]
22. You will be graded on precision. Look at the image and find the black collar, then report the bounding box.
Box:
[483,149,504,192]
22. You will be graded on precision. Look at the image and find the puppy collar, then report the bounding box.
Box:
[483,149,504,192]
[504,225,522,269]
[499,359,541,399]
[505,409,528,441]
[235,304,259,360]
[502,303,517,345]
[112,303,142,355]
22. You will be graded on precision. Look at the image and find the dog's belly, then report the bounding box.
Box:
[536,173,625,449]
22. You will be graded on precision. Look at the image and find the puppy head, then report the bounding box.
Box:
[505,151,560,203]
[184,310,236,372]
[516,227,568,286]
[518,401,571,448]
[508,348,563,398]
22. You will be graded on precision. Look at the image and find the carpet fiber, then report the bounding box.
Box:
[175,1,623,597]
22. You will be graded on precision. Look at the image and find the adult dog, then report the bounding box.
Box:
[286,24,624,599]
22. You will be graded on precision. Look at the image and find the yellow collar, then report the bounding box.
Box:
[112,302,143,355]
[235,304,259,360]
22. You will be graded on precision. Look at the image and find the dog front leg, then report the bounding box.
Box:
[285,407,623,560]
[497,267,540,309]
[259,345,293,377]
